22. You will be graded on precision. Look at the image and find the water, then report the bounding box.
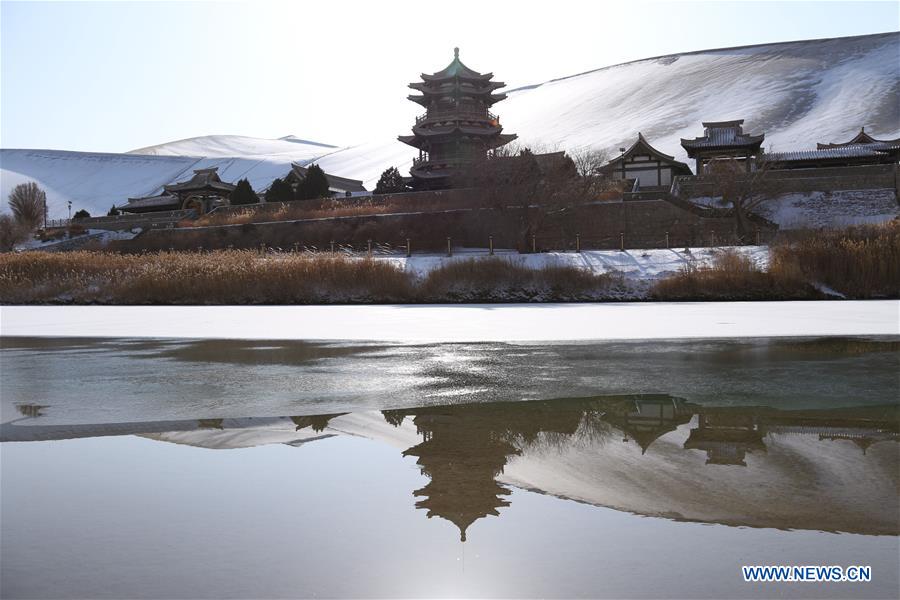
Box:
[1,337,898,598]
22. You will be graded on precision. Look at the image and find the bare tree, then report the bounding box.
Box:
[569,146,611,178]
[0,214,27,252]
[699,158,777,242]
[8,182,47,230]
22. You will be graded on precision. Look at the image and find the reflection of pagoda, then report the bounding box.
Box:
[383,399,586,541]
[399,48,517,189]
[684,412,766,466]
[602,395,693,454]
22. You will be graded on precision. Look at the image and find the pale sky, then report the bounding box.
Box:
[2,0,898,152]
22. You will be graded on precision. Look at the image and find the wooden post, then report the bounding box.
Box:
[260,243,266,255]
[489,235,494,255]
[711,232,717,247]
[367,239,372,257]
[447,237,452,257]
[406,238,411,258]
[619,232,624,252]
[293,242,300,253]
[330,240,335,254]
[665,231,669,249]
[576,233,581,253]
[755,228,760,245]
[531,234,536,254]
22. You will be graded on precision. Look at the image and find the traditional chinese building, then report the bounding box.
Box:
[601,133,693,188]
[681,120,765,173]
[119,167,235,214]
[763,127,900,170]
[283,163,367,198]
[399,48,517,189]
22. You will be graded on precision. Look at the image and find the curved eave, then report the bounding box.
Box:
[411,124,505,137]
[680,135,765,157]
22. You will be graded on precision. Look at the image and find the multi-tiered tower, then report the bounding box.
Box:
[399,48,517,189]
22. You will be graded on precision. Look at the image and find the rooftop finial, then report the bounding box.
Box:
[454,47,459,59]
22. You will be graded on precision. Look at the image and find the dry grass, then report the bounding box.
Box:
[0,251,414,304]
[0,251,622,304]
[653,221,900,300]
[651,250,819,300]
[771,221,900,298]
[419,258,622,302]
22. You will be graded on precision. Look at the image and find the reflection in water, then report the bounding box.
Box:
[3,395,897,541]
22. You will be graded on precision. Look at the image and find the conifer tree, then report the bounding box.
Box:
[264,178,294,203]
[230,178,258,205]
[374,167,407,195]
[295,164,331,200]
[107,205,121,216]
[73,209,91,220]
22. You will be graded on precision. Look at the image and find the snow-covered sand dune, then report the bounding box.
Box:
[2,32,897,218]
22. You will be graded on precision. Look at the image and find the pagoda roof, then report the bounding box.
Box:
[409,79,506,95]
[164,167,236,194]
[420,48,493,82]
[681,119,765,154]
[604,133,693,174]
[817,127,900,149]
[119,193,180,212]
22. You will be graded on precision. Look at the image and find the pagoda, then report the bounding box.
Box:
[399,48,517,189]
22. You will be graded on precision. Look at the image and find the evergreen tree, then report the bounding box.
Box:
[230,178,257,205]
[373,167,407,195]
[295,164,331,200]
[73,209,91,220]
[264,178,294,203]
[107,205,121,216]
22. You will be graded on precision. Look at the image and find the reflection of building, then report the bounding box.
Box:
[681,120,765,173]
[291,413,346,433]
[399,48,517,189]
[602,395,693,454]
[684,412,766,465]
[384,399,587,541]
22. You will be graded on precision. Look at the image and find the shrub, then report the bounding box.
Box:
[73,209,91,220]
[0,214,28,251]
[651,250,818,300]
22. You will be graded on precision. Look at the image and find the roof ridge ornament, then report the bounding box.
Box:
[454,47,459,59]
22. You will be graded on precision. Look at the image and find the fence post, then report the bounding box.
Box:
[619,232,624,252]
[447,237,452,257]
[665,231,669,249]
[330,240,335,254]
[710,232,717,247]
[260,242,266,255]
[755,228,760,245]
[531,234,536,254]
[576,233,581,253]
[489,235,494,255]
[406,238,411,258]
[367,239,372,257]
[293,242,300,253]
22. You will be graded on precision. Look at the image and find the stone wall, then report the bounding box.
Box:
[112,197,773,253]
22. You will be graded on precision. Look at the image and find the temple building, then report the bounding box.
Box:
[681,120,765,173]
[399,48,517,189]
[601,133,693,188]
[120,167,235,214]
[283,163,367,197]
[763,127,900,170]
[683,412,767,466]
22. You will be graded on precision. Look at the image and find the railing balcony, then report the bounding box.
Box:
[415,109,499,125]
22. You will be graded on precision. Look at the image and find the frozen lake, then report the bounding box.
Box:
[1,333,898,598]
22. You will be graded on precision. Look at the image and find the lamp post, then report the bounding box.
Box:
[67,201,72,221]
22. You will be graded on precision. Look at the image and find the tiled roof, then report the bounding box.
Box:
[120,194,180,209]
[289,163,367,193]
[766,143,900,162]
[164,167,236,194]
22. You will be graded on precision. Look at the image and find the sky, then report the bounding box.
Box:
[1,0,898,152]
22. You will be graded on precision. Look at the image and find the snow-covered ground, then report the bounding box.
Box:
[384,245,769,280]
[15,228,139,251]
[691,189,899,229]
[2,301,896,342]
[2,32,897,218]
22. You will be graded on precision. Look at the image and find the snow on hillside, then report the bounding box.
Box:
[321,32,900,185]
[2,32,898,218]
[129,134,337,159]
